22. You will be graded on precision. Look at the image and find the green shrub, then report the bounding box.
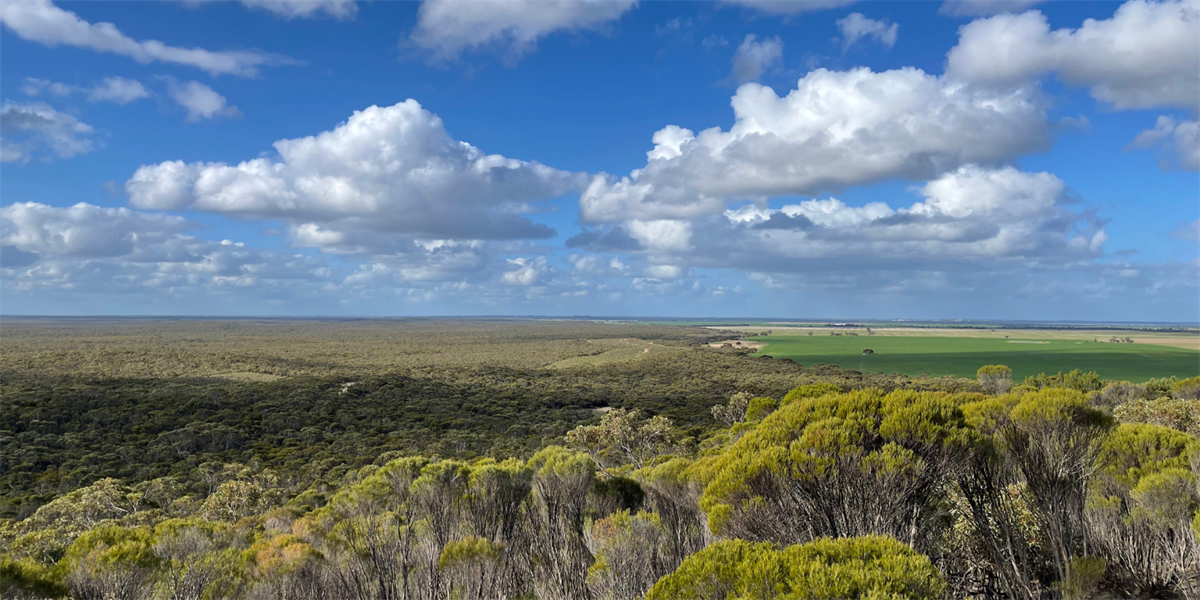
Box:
[1087,424,1199,595]
[696,388,978,552]
[645,535,945,600]
[1114,398,1200,437]
[744,396,779,422]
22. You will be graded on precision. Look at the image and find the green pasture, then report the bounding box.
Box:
[748,334,1200,382]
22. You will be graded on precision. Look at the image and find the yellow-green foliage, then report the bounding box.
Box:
[0,555,66,598]
[528,446,595,479]
[438,535,502,569]
[744,397,778,422]
[1170,376,1200,399]
[586,510,665,582]
[244,534,321,579]
[645,535,945,600]
[1057,556,1106,600]
[1086,423,1199,592]
[696,387,977,537]
[59,525,156,573]
[1021,369,1104,393]
[779,383,842,407]
[1090,423,1198,527]
[1009,387,1110,430]
[635,457,690,484]
[959,393,1019,434]
[1093,423,1197,492]
[1114,397,1200,437]
[977,365,1014,394]
[977,365,1013,378]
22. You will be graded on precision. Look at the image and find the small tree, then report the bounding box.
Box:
[978,364,1014,395]
[585,511,670,600]
[710,392,752,427]
[1092,382,1143,411]
[566,409,678,470]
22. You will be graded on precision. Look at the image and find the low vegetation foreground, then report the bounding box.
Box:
[1,319,1198,599]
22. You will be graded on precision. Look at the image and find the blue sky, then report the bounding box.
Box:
[1,0,1197,320]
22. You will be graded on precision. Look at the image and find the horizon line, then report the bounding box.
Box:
[1,315,1197,327]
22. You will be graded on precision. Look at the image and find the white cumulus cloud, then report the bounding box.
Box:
[946,0,1200,110]
[501,256,554,286]
[192,0,359,20]
[20,77,73,97]
[126,100,586,242]
[1,101,100,163]
[0,0,294,77]
[0,202,335,298]
[567,165,1114,304]
[939,0,1045,17]
[731,34,784,83]
[168,80,241,121]
[722,0,857,15]
[836,13,898,50]
[726,165,1108,264]
[411,0,637,62]
[580,66,1047,223]
[1129,116,1200,171]
[1,202,190,258]
[89,77,150,105]
[19,76,149,105]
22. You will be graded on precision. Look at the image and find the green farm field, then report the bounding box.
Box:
[747,333,1200,382]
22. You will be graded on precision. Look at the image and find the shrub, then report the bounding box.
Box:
[645,535,945,600]
[1115,398,1200,437]
[1022,370,1104,394]
[696,388,977,553]
[1171,376,1200,400]
[978,365,1014,395]
[586,511,669,600]
[1087,424,1199,597]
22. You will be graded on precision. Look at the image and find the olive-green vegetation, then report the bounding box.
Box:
[2,319,1198,600]
[1,319,980,520]
[750,334,1200,381]
[644,536,946,600]
[0,318,722,378]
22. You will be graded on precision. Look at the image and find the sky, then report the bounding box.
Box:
[1,0,1197,321]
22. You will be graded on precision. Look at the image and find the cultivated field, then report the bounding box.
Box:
[739,328,1200,381]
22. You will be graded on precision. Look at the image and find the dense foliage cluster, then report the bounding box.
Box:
[1,321,1197,599]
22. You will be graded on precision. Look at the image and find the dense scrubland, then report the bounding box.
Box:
[1,319,1198,599]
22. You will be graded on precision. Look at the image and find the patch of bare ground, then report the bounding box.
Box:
[1134,337,1200,350]
[546,340,684,369]
[210,372,285,382]
[707,340,764,350]
[705,326,1200,350]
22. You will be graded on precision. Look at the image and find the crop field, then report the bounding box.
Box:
[745,332,1200,381]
